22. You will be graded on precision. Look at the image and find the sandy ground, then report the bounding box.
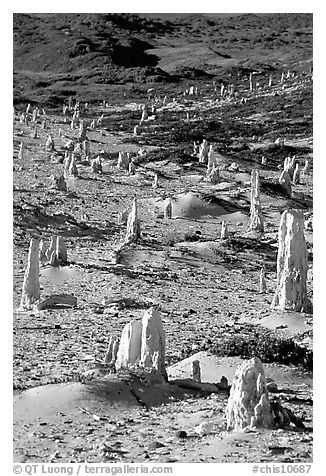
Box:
[13,72,313,463]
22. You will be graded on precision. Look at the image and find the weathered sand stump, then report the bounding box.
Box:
[207,165,220,184]
[115,320,143,370]
[39,240,48,264]
[279,170,292,197]
[193,142,199,155]
[128,160,136,175]
[303,159,310,176]
[284,156,297,179]
[45,236,57,263]
[78,121,87,142]
[152,174,158,188]
[20,239,40,310]
[104,337,119,365]
[140,308,167,382]
[275,137,284,147]
[207,145,217,175]
[68,156,78,178]
[192,360,201,383]
[111,340,119,365]
[292,163,300,184]
[249,73,253,92]
[56,236,67,264]
[225,357,273,431]
[117,210,129,225]
[18,143,23,160]
[198,139,209,163]
[49,174,67,192]
[117,151,130,171]
[133,125,139,136]
[220,221,228,239]
[91,157,102,174]
[271,209,311,312]
[45,134,55,152]
[83,139,90,159]
[124,198,141,244]
[63,154,72,178]
[64,140,75,152]
[140,106,148,123]
[259,268,267,293]
[249,170,264,232]
[164,198,173,219]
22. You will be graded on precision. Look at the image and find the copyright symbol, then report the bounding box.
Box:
[13,466,22,474]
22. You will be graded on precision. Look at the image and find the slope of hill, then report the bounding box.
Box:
[13,13,312,105]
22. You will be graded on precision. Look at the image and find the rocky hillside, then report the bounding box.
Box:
[13,13,312,105]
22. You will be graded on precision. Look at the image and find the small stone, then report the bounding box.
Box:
[148,441,165,450]
[176,430,188,439]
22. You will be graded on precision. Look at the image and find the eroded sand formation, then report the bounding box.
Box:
[20,238,40,310]
[249,170,264,232]
[113,307,167,382]
[271,209,312,312]
[225,357,273,431]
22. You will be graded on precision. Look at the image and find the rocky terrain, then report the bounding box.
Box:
[13,13,313,464]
